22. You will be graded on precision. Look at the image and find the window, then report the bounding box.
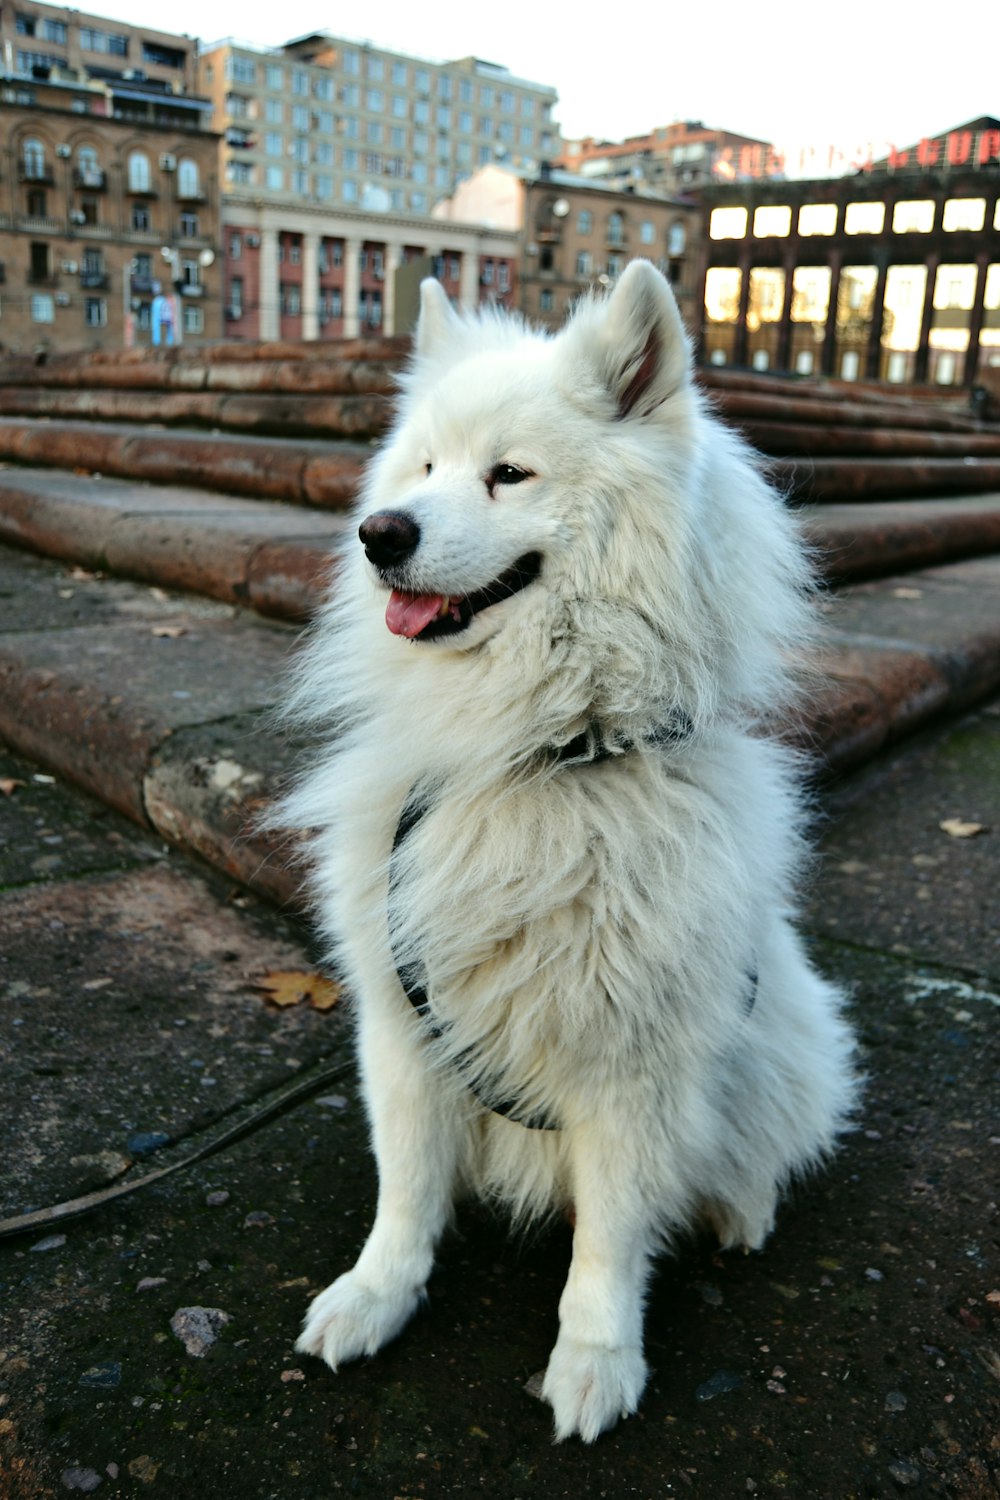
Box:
[31,293,54,322]
[933,263,977,311]
[292,68,309,95]
[177,160,200,198]
[481,85,494,107]
[368,55,384,81]
[368,121,383,145]
[183,305,203,334]
[315,110,333,133]
[266,133,283,156]
[181,258,201,289]
[85,297,107,327]
[540,288,553,312]
[281,284,302,315]
[640,220,655,245]
[607,252,623,278]
[709,206,748,240]
[520,126,533,148]
[437,106,451,130]
[43,18,67,43]
[791,266,831,324]
[23,137,46,179]
[315,141,333,165]
[844,201,885,234]
[229,277,244,316]
[127,152,151,193]
[179,212,198,237]
[132,204,151,230]
[893,199,934,233]
[438,74,452,101]
[704,267,742,322]
[577,210,592,235]
[316,175,332,199]
[497,262,510,292]
[942,198,986,232]
[752,205,792,237]
[292,104,309,131]
[459,111,473,133]
[367,88,383,111]
[667,221,686,256]
[226,54,256,83]
[230,233,242,259]
[607,212,624,246]
[500,89,515,112]
[226,161,252,186]
[343,50,360,75]
[80,27,127,54]
[576,251,592,277]
[26,188,46,217]
[798,203,837,236]
[392,61,407,85]
[266,63,283,89]
[29,241,49,280]
[343,180,358,203]
[292,137,309,162]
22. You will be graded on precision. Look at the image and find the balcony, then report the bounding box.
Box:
[126,184,158,199]
[80,271,110,290]
[28,269,59,287]
[181,282,204,296]
[176,188,207,204]
[19,165,54,186]
[73,168,107,191]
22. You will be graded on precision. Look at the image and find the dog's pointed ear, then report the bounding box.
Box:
[565,260,692,419]
[416,278,458,358]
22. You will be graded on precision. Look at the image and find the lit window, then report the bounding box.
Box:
[709,207,748,240]
[933,263,977,311]
[994,201,1000,230]
[704,267,742,322]
[31,293,54,322]
[984,263,1000,310]
[844,202,885,235]
[892,199,934,233]
[791,266,831,323]
[881,265,928,352]
[748,267,785,325]
[798,204,837,236]
[942,198,986,232]
[752,205,792,237]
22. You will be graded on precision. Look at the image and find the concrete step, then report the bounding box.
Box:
[0,419,368,508]
[2,470,1000,621]
[3,542,1000,908]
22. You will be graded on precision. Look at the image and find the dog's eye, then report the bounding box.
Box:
[490,463,532,488]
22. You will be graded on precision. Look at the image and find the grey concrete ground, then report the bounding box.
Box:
[1,701,998,1499]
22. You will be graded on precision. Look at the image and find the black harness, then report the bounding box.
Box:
[389,718,757,1132]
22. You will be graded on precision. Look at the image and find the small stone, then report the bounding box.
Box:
[169,1306,230,1358]
[136,1278,167,1293]
[127,1132,171,1159]
[315,1094,349,1111]
[243,1210,276,1229]
[205,1191,230,1207]
[887,1460,921,1487]
[885,1390,908,1411]
[280,1368,306,1383]
[865,1267,884,1281]
[78,1362,121,1389]
[523,1370,546,1401]
[697,1283,724,1306]
[128,1455,161,1484]
[696,1369,743,1401]
[61,1469,102,1492]
[30,1234,67,1253]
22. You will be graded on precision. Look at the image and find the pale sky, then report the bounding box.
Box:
[98,0,994,156]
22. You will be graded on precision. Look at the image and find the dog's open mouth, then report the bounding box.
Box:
[384,552,542,641]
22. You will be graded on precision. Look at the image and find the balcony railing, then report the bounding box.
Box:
[80,271,110,290]
[73,168,107,191]
[19,165,54,186]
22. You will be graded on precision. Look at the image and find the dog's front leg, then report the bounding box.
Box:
[296,999,461,1371]
[542,1118,654,1442]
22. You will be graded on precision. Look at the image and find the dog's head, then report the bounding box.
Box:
[356,260,695,649]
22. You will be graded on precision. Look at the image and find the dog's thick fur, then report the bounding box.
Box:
[284,262,858,1441]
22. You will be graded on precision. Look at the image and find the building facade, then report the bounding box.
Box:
[438,165,699,333]
[0,2,221,351]
[221,197,518,340]
[559,121,772,197]
[698,120,1000,387]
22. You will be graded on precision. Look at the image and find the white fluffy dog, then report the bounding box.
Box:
[284,261,858,1441]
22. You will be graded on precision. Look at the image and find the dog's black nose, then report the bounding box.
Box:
[358,511,421,569]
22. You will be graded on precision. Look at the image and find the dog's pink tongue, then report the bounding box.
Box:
[385,589,444,638]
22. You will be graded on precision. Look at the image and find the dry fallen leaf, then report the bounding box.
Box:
[892,587,923,600]
[0,778,26,796]
[252,970,341,1011]
[151,624,187,638]
[939,818,986,839]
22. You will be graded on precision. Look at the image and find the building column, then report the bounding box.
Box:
[459,248,480,312]
[913,253,940,384]
[775,256,796,372]
[865,261,889,380]
[962,253,990,387]
[258,226,280,342]
[301,231,320,341]
[382,242,405,335]
[821,254,843,377]
[733,251,752,367]
[343,235,362,338]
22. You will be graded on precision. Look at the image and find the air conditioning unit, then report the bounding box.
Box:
[61,260,79,274]
[245,232,261,248]
[56,292,71,306]
[69,211,86,225]
[159,154,176,171]
[56,143,71,158]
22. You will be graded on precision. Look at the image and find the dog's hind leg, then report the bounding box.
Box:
[541,1116,657,1442]
[296,993,464,1371]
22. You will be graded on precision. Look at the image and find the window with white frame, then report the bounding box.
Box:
[31,293,54,322]
[127,151,151,192]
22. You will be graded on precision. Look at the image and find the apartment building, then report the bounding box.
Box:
[0,1,221,351]
[200,31,559,217]
[698,118,1000,387]
[559,121,772,196]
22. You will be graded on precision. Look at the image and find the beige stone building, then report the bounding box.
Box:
[436,165,700,332]
[0,1,221,351]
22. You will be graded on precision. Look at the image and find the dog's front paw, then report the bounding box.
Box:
[295,1270,423,1371]
[541,1336,648,1442]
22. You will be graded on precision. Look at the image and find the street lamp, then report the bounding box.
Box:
[157,245,215,344]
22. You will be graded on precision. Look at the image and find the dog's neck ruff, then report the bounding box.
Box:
[388,715,695,1132]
